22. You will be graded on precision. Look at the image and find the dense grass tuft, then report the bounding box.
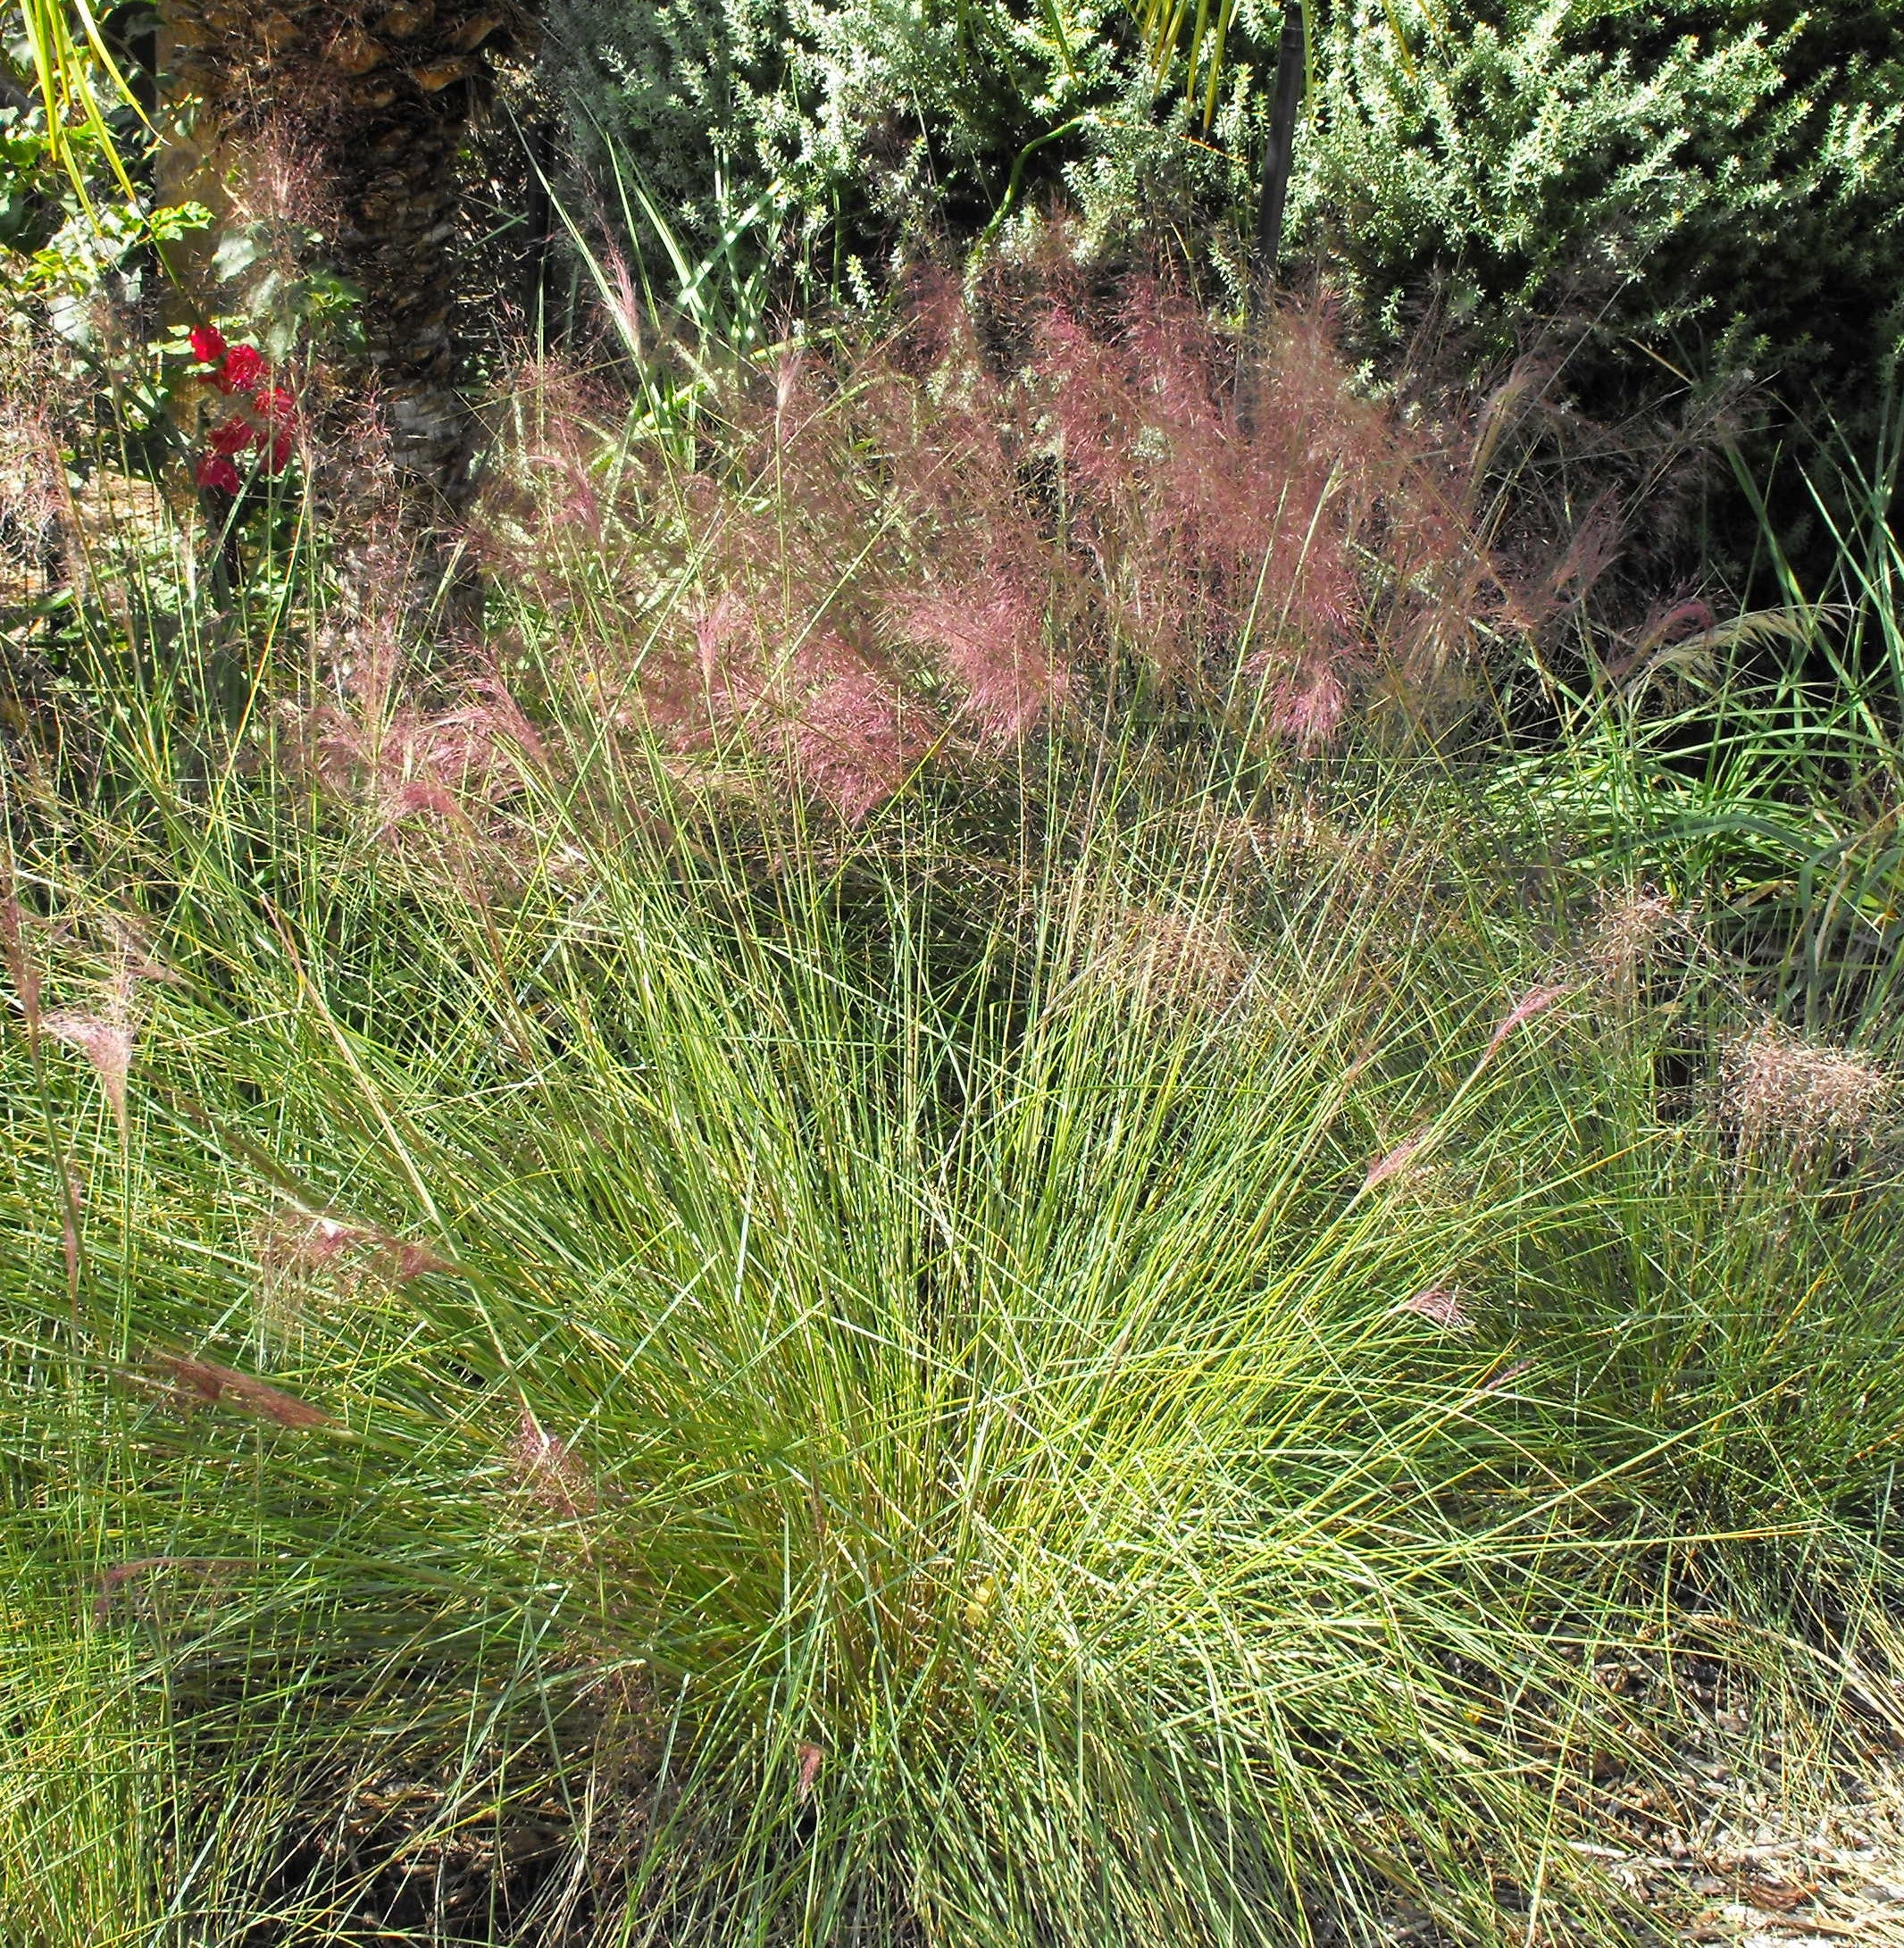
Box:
[6,575,1904,1941]
[4,288,1904,1940]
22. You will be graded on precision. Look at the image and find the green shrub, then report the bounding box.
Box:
[539,0,1256,282]
[1301,2,1904,392]
[544,0,1903,400]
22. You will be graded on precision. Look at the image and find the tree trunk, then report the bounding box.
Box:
[154,0,537,505]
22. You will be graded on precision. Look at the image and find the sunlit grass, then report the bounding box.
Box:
[3,394,1903,1944]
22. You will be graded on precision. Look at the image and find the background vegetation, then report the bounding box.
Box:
[547,0,1903,393]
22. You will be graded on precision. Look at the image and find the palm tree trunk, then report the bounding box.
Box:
[154,1,536,503]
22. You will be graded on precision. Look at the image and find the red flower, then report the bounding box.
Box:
[252,384,298,472]
[219,343,265,394]
[189,323,228,365]
[195,370,298,491]
[209,415,259,456]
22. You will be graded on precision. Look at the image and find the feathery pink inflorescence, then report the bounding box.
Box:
[380,1238,447,1282]
[1,896,41,1035]
[1484,983,1570,1058]
[460,262,1512,822]
[509,1408,597,1517]
[896,580,1069,744]
[45,1009,135,1133]
[1262,665,1350,757]
[1399,1287,1472,1332]
[782,635,921,824]
[1365,1133,1425,1190]
[280,611,546,859]
[152,1352,331,1429]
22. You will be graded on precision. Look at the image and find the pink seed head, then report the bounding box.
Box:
[45,1011,134,1133]
[1484,982,1569,1058]
[509,1408,595,1515]
[1399,1286,1471,1332]
[1263,665,1349,757]
[385,1240,445,1281]
[0,898,40,1034]
[1364,1134,1424,1190]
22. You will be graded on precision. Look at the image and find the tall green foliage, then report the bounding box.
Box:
[8,455,1904,1937]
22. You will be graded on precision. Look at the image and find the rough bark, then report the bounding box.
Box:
[154,0,537,502]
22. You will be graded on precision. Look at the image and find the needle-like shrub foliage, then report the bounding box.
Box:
[546,0,1903,399]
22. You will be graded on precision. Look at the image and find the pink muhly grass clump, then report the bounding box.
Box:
[931,274,1496,750]
[1023,278,1491,726]
[285,615,543,847]
[1261,664,1350,757]
[468,261,1513,822]
[781,637,921,824]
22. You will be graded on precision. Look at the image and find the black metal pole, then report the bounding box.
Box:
[1250,0,1306,319]
[523,116,560,349]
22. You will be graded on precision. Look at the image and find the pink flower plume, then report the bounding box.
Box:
[1,897,41,1035]
[509,1408,596,1516]
[897,581,1067,743]
[1364,1133,1424,1190]
[46,1010,134,1133]
[1399,1287,1471,1332]
[1483,983,1570,1058]
[1263,665,1350,757]
[784,638,919,823]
